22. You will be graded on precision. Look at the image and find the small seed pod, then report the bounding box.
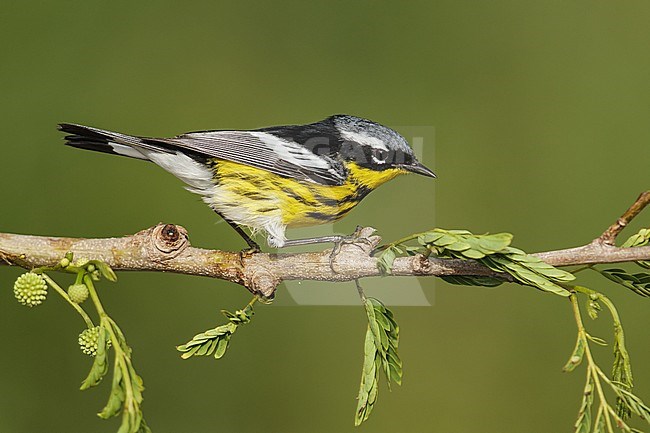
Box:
[67,283,89,304]
[78,326,111,356]
[13,272,48,307]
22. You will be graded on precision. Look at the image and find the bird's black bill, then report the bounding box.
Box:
[402,162,436,178]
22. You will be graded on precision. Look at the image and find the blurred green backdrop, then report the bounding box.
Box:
[2,1,650,432]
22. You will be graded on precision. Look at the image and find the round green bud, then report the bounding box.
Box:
[67,283,89,304]
[78,326,111,356]
[13,272,48,307]
[59,257,70,268]
[86,264,96,273]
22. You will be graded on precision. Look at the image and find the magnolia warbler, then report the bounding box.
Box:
[59,115,435,250]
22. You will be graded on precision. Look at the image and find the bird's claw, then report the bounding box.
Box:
[328,227,374,272]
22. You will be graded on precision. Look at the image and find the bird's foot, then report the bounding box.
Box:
[328,226,375,272]
[239,240,261,259]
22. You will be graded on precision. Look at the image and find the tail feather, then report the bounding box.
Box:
[58,123,215,193]
[59,123,152,160]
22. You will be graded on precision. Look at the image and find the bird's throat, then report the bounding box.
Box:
[345,162,405,191]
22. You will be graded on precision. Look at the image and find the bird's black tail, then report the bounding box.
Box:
[58,123,214,194]
[58,123,161,161]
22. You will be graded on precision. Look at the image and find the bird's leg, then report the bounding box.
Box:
[281,235,347,247]
[231,224,262,254]
[282,226,370,271]
[214,211,261,253]
[282,226,367,248]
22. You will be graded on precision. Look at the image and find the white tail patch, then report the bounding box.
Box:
[108,142,148,160]
[141,150,214,193]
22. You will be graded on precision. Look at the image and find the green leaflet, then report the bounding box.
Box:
[376,246,399,275]
[613,321,634,420]
[622,229,650,248]
[177,300,255,360]
[600,268,650,297]
[574,377,593,433]
[440,275,503,287]
[99,364,125,419]
[355,327,380,426]
[355,297,402,426]
[563,334,586,373]
[622,228,650,269]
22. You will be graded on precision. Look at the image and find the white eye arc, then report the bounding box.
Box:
[371,147,389,164]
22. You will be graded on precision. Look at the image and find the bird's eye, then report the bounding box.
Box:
[371,148,389,164]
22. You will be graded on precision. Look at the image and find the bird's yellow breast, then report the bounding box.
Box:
[208,160,404,228]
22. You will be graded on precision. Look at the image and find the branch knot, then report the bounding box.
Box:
[246,268,279,299]
[150,224,189,259]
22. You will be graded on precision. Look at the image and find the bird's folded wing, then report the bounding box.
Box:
[165,130,347,186]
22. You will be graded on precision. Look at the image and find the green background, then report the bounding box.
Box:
[2,1,650,432]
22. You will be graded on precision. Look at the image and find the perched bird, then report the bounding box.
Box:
[59,115,435,250]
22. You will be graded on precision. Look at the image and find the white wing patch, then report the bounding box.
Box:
[248,131,334,171]
[172,130,346,185]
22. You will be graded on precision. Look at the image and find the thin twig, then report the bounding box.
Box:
[42,273,95,328]
[598,191,650,245]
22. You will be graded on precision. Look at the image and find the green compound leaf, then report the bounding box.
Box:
[96,319,147,433]
[177,302,255,360]
[355,297,401,426]
[422,229,573,296]
[382,228,573,296]
[600,268,650,297]
[611,385,650,423]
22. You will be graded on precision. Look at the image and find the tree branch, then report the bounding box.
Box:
[2,192,649,298]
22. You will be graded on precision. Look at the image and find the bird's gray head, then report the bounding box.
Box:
[331,114,436,177]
